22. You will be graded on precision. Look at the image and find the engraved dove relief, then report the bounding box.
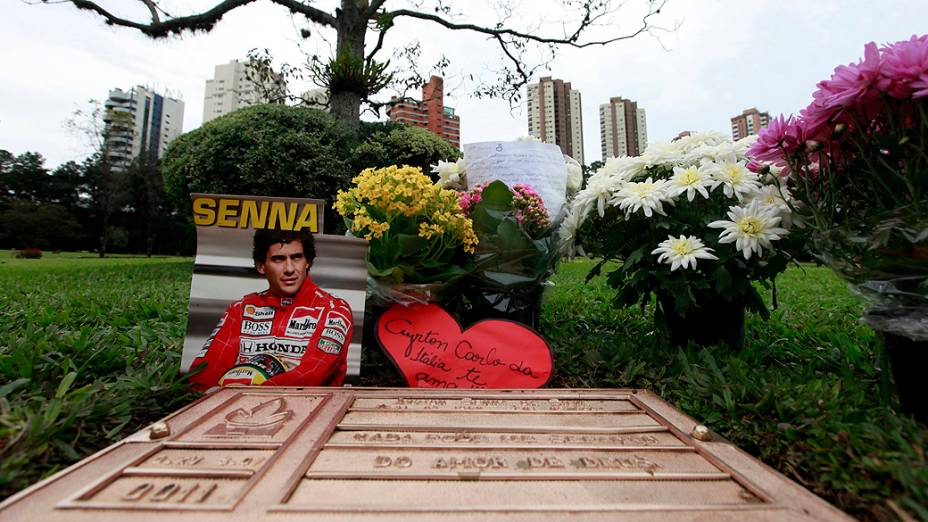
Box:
[205,398,293,437]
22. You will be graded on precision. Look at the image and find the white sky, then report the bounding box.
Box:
[2,0,927,168]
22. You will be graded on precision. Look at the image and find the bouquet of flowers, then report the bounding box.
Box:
[747,35,928,417]
[431,143,577,329]
[747,35,928,335]
[455,180,560,328]
[334,165,478,303]
[563,132,802,348]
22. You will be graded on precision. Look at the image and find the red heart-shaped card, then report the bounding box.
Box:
[375,303,553,388]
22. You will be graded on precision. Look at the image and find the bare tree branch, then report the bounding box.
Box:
[387,0,666,48]
[367,0,389,16]
[41,0,336,37]
[138,0,160,24]
[271,0,337,27]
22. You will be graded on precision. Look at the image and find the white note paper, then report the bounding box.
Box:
[463,141,568,221]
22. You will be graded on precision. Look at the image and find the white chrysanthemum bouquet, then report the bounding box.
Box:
[561,132,804,348]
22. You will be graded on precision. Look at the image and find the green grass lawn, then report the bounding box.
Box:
[0,253,925,520]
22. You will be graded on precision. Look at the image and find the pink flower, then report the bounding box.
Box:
[817,42,884,111]
[749,114,795,166]
[880,35,928,98]
[913,72,928,98]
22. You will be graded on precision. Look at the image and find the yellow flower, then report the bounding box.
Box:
[336,164,479,264]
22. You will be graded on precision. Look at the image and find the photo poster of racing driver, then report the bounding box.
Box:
[181,194,369,391]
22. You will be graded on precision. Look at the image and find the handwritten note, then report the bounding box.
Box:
[376,303,553,389]
[463,141,568,220]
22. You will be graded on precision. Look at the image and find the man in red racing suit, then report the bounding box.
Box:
[189,229,352,392]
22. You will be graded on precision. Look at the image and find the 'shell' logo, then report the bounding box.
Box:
[243,305,274,321]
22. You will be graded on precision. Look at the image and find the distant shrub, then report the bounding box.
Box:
[15,247,42,258]
[352,123,461,177]
[162,104,355,233]
[162,106,460,233]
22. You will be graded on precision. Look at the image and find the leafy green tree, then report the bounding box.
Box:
[67,100,132,257]
[0,151,50,203]
[162,104,460,232]
[124,155,166,256]
[0,201,83,250]
[352,123,461,176]
[162,104,355,231]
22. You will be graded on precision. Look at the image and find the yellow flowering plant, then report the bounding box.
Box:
[334,165,478,283]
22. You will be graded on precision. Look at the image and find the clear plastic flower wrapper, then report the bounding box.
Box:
[365,276,453,307]
[334,165,479,383]
[454,180,561,329]
[811,204,928,341]
[747,34,928,418]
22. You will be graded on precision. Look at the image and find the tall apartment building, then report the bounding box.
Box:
[103,86,184,171]
[387,76,461,148]
[599,97,648,159]
[730,107,770,140]
[527,77,584,164]
[202,59,286,123]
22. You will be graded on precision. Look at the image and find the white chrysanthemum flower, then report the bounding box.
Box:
[613,177,672,218]
[749,185,797,229]
[558,209,585,256]
[707,161,762,201]
[734,134,759,152]
[641,141,684,168]
[599,155,647,182]
[708,200,789,260]
[651,235,718,271]
[565,158,583,193]
[577,173,620,218]
[689,141,742,164]
[672,131,728,154]
[669,165,713,201]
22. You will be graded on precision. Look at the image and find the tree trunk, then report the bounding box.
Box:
[330,90,362,127]
[330,0,368,129]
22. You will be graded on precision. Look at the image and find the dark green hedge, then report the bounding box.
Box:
[163,105,460,233]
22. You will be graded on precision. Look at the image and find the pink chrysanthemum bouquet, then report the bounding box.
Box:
[748,35,928,418]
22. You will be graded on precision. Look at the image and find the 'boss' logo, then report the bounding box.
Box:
[240,320,272,336]
[321,327,346,344]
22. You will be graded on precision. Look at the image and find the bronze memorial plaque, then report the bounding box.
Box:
[0,388,852,521]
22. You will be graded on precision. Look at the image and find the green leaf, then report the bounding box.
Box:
[585,260,607,282]
[479,180,514,208]
[0,378,30,398]
[624,246,648,268]
[55,371,77,400]
[396,233,429,256]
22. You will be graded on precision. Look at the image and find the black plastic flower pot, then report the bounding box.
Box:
[657,293,746,350]
[880,331,928,423]
[455,285,545,331]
